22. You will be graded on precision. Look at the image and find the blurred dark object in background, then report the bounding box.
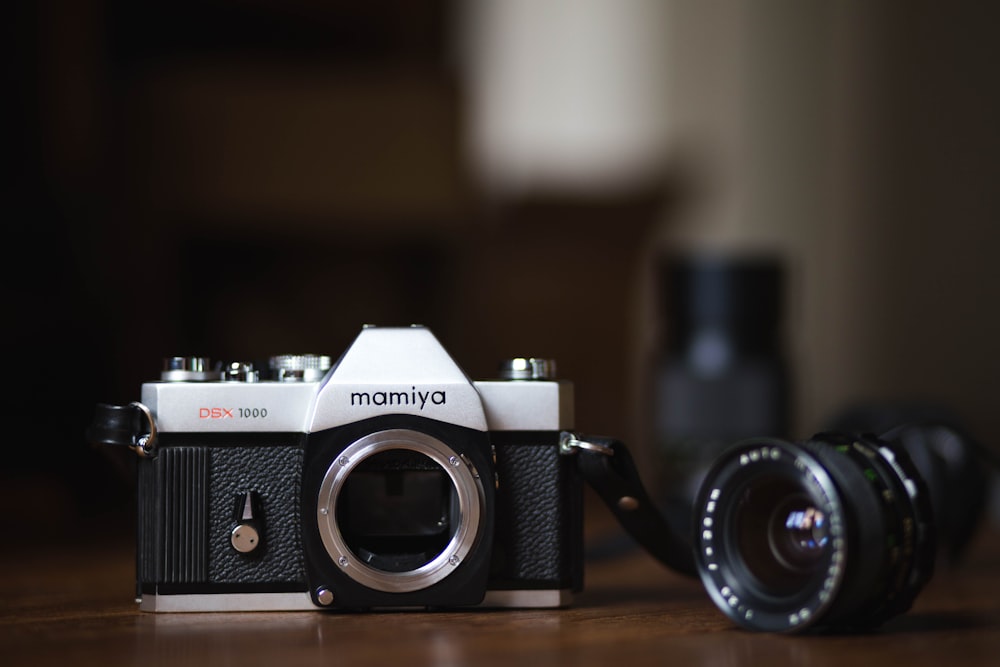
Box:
[9,1,1000,559]
[825,402,997,566]
[2,1,662,551]
[652,252,790,541]
[1,0,463,546]
[3,1,132,544]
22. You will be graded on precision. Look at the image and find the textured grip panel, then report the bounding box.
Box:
[137,457,157,584]
[137,441,305,586]
[208,445,305,583]
[137,447,209,583]
[491,433,583,589]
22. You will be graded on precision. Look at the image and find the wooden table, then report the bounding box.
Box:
[3,514,999,667]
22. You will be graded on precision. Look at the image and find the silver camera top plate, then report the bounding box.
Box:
[141,326,575,435]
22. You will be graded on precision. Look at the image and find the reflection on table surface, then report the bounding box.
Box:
[2,527,999,667]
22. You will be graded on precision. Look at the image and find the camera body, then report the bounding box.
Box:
[129,325,580,612]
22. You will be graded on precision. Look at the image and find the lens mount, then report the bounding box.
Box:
[316,429,485,593]
[695,439,847,632]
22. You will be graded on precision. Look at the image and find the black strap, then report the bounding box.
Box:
[86,402,156,456]
[571,434,698,578]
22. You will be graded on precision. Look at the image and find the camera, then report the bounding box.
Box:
[693,431,936,632]
[87,325,583,612]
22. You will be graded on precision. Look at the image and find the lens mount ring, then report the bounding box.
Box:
[316,428,485,593]
[694,438,848,632]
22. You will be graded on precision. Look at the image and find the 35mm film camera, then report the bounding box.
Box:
[89,325,596,611]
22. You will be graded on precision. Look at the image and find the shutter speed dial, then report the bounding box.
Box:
[269,354,332,382]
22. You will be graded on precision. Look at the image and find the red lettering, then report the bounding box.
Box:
[199,407,233,419]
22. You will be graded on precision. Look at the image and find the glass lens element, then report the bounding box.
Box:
[770,496,829,572]
[733,476,830,597]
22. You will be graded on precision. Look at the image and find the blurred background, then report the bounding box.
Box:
[5,0,1000,547]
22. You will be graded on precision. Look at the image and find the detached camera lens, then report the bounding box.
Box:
[694,434,935,633]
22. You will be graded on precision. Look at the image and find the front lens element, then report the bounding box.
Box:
[731,476,832,598]
[771,496,829,570]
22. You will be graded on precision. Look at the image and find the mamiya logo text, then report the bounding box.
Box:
[350,386,446,410]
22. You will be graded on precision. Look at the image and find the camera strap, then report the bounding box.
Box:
[561,432,697,577]
[86,402,158,457]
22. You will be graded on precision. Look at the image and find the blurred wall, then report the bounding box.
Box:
[5,0,1000,537]
[646,0,1000,450]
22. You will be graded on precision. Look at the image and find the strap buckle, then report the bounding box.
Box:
[559,431,615,457]
[129,402,158,458]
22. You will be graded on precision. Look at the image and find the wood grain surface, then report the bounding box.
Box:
[3,519,999,667]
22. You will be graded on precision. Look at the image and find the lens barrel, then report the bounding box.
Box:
[694,433,935,632]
